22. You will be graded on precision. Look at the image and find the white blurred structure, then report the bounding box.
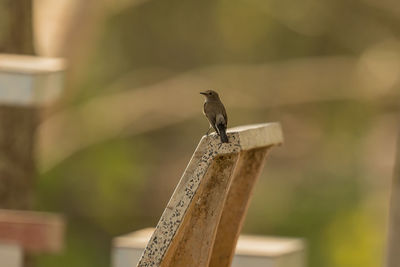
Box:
[112,228,306,267]
[0,54,65,105]
[0,243,23,267]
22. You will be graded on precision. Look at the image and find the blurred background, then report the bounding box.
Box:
[2,0,400,266]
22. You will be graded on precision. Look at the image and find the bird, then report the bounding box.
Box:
[200,90,229,143]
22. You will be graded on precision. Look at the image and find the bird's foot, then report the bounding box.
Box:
[205,126,212,137]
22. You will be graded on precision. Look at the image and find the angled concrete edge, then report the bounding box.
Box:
[137,122,283,266]
[228,122,283,150]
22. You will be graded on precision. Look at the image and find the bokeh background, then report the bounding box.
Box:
[4,0,400,266]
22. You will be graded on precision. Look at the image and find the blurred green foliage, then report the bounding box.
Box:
[31,0,400,266]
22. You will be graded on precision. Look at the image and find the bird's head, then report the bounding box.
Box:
[200,90,220,100]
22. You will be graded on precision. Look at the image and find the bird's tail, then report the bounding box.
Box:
[217,123,229,143]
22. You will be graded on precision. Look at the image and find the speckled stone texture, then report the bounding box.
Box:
[137,123,283,267]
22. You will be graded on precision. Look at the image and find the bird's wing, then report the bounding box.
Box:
[221,104,227,126]
[214,100,228,127]
[204,102,218,132]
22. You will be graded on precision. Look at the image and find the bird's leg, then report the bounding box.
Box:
[205,126,212,137]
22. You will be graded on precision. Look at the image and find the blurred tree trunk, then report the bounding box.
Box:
[0,0,34,53]
[386,129,400,267]
[0,0,37,210]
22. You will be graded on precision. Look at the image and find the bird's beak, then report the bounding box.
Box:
[200,92,207,95]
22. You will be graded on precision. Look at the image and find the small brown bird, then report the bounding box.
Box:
[200,90,229,143]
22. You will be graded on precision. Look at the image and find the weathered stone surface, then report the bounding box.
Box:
[137,123,283,267]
